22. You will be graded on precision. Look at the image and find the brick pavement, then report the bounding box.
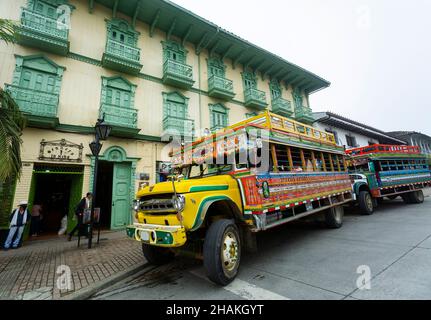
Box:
[0,231,145,300]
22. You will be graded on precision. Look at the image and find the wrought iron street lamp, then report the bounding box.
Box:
[88,114,111,249]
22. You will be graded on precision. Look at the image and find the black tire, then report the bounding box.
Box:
[358,191,374,215]
[408,190,424,204]
[387,195,398,200]
[325,205,344,229]
[142,243,174,265]
[401,193,412,204]
[203,219,241,286]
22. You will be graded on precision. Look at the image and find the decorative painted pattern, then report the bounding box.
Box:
[239,172,351,213]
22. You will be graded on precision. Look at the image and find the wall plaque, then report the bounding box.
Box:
[39,139,84,163]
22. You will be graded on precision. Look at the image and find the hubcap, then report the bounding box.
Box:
[417,191,424,202]
[222,231,239,272]
[366,193,373,210]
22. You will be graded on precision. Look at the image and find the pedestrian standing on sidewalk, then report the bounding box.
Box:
[68,193,92,241]
[30,202,43,237]
[4,201,30,250]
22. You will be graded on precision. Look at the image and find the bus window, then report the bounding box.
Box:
[331,154,341,171]
[274,144,291,172]
[303,149,314,172]
[322,152,333,171]
[338,156,346,171]
[290,147,304,172]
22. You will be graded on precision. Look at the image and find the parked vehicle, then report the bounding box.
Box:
[347,144,431,215]
[126,112,352,285]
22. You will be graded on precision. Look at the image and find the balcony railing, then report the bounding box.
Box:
[99,103,138,129]
[208,75,235,100]
[21,8,68,40]
[163,115,194,137]
[244,87,267,110]
[5,84,58,118]
[271,97,293,117]
[162,59,194,89]
[105,39,141,63]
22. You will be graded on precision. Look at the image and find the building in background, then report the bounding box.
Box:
[313,112,405,149]
[0,0,330,232]
[387,131,431,155]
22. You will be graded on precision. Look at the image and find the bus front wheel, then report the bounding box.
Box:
[359,191,374,215]
[203,219,241,286]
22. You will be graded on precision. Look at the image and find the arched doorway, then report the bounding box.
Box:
[90,146,138,230]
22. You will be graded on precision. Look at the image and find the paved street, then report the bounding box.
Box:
[0,231,143,300]
[92,189,431,300]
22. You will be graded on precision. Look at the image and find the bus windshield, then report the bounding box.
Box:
[184,163,233,179]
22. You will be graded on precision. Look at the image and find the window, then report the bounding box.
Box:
[326,129,339,145]
[242,71,257,90]
[322,153,334,171]
[101,76,136,109]
[331,154,341,171]
[163,92,189,119]
[209,104,228,131]
[106,19,139,47]
[273,144,290,172]
[208,57,226,78]
[269,80,282,100]
[163,40,187,64]
[346,135,357,148]
[290,147,303,171]
[303,149,314,172]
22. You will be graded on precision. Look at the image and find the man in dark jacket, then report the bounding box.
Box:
[4,201,30,250]
[68,193,92,241]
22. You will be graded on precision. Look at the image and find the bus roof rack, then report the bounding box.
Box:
[214,111,337,146]
[346,144,421,157]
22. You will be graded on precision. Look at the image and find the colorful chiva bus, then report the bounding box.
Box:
[127,111,352,285]
[346,144,431,214]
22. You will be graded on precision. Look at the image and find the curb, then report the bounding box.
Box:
[61,263,148,300]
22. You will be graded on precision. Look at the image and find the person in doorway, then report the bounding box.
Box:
[68,193,92,241]
[30,202,43,237]
[4,201,30,250]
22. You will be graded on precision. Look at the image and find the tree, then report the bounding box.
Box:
[0,18,25,181]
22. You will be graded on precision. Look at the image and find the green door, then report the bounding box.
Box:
[111,163,131,229]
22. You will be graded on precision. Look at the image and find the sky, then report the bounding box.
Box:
[171,0,431,136]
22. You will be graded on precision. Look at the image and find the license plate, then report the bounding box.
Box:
[140,230,150,241]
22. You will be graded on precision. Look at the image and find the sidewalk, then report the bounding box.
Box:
[0,231,145,300]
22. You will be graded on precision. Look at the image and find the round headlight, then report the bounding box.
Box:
[133,199,140,212]
[172,195,185,212]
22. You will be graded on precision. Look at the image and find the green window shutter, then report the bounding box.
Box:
[162,41,187,63]
[163,92,189,119]
[101,77,136,109]
[209,103,229,130]
[242,71,257,89]
[207,57,226,77]
[270,80,282,100]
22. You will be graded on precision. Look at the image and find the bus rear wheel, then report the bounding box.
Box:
[203,219,241,286]
[325,205,344,229]
[142,244,174,265]
[408,190,424,204]
[359,191,374,215]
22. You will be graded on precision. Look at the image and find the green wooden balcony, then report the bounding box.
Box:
[18,8,70,56]
[295,106,314,124]
[162,115,194,141]
[162,59,195,89]
[208,75,235,100]
[271,97,293,117]
[102,39,143,75]
[5,84,59,128]
[99,103,140,137]
[244,88,267,110]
